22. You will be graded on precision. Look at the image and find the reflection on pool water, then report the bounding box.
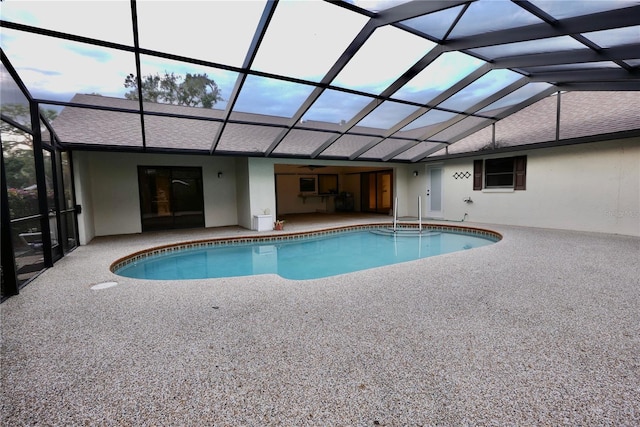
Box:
[114,227,499,280]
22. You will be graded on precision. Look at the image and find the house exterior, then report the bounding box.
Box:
[57,92,639,244]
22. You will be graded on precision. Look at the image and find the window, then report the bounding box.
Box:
[299,176,317,194]
[473,156,526,190]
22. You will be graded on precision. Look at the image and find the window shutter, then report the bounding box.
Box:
[473,160,483,190]
[514,156,527,190]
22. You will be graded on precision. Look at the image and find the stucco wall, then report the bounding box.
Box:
[72,151,95,245]
[276,174,330,215]
[402,166,425,218]
[247,158,276,221]
[73,138,637,241]
[235,158,251,230]
[76,151,238,240]
[416,138,640,236]
[74,154,413,240]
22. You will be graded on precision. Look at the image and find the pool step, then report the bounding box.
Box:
[370,228,441,237]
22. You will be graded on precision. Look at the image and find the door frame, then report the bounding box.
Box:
[426,164,443,219]
[137,165,205,231]
[360,169,393,214]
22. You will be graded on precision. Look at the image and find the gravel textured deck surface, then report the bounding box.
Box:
[2,214,639,426]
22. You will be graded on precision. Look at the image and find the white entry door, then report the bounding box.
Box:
[426,166,443,218]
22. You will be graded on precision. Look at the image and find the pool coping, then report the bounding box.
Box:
[110,223,502,274]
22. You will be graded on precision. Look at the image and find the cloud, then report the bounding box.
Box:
[303,89,373,124]
[2,29,134,99]
[233,75,315,118]
[356,101,419,129]
[332,26,435,95]
[439,69,522,111]
[251,0,368,82]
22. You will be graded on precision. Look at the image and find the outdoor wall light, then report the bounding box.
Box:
[218,172,223,178]
[413,171,419,177]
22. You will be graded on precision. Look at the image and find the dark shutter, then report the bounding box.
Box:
[514,156,527,190]
[473,159,483,190]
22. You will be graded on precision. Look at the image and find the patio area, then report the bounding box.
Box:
[1,214,639,425]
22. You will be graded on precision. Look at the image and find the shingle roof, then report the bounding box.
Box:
[53,91,640,160]
[428,91,640,158]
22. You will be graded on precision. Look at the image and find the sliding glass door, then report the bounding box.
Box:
[138,166,204,232]
[361,170,393,214]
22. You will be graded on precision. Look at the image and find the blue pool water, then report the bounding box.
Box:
[115,229,497,280]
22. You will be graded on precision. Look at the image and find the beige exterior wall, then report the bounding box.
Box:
[75,151,238,242]
[72,151,96,245]
[74,137,639,243]
[412,138,639,236]
[234,158,251,230]
[248,158,277,223]
[75,153,411,242]
[276,174,329,215]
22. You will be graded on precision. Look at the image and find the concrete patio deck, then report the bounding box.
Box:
[1,214,639,425]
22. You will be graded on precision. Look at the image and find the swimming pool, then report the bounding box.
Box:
[112,225,500,280]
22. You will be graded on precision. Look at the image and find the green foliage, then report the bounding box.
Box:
[1,104,58,217]
[0,104,58,130]
[6,187,40,218]
[2,105,36,190]
[3,147,36,189]
[124,71,223,108]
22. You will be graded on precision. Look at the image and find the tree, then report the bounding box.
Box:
[0,104,58,139]
[1,104,58,189]
[1,104,59,217]
[124,71,223,108]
